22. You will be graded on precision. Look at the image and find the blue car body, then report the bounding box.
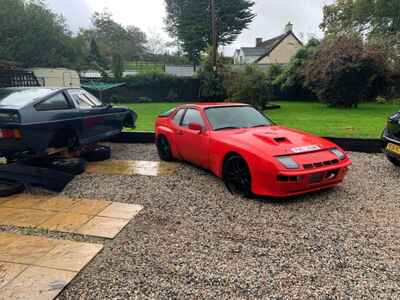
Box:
[0,87,137,157]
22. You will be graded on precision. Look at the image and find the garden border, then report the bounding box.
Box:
[108,132,384,154]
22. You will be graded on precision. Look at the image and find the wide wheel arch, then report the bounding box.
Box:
[221,152,253,197]
[221,152,251,177]
[49,128,80,149]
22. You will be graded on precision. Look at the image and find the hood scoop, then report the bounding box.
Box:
[274,137,289,143]
[253,133,292,145]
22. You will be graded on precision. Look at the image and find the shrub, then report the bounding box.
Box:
[303,36,389,108]
[274,38,320,100]
[263,64,283,100]
[227,65,272,111]
[376,96,387,104]
[197,49,227,101]
[138,96,153,103]
[125,72,178,89]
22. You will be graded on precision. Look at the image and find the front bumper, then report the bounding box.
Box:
[382,130,400,159]
[253,159,352,198]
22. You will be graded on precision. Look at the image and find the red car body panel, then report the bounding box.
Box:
[155,103,352,198]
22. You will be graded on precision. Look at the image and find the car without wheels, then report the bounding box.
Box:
[0,87,137,160]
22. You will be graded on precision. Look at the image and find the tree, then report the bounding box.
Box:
[303,36,388,108]
[321,0,400,37]
[197,47,227,100]
[227,66,272,111]
[165,0,255,63]
[112,53,124,80]
[0,0,80,68]
[83,10,147,61]
[274,38,320,99]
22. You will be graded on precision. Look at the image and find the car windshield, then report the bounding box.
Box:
[205,106,273,131]
[0,88,53,107]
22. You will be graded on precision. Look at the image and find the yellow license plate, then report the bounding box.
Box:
[387,143,400,155]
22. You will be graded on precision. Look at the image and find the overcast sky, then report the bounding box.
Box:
[46,0,335,56]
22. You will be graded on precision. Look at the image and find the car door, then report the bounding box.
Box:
[68,89,109,143]
[175,108,209,168]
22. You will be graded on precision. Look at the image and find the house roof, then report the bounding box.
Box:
[255,31,303,63]
[240,47,267,56]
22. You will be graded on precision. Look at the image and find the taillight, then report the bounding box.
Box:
[0,129,21,139]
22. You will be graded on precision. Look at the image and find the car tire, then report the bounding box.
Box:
[223,155,252,198]
[157,136,173,161]
[0,180,25,197]
[83,145,111,162]
[48,158,86,175]
[386,154,400,167]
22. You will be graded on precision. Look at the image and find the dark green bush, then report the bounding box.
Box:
[226,65,272,110]
[304,36,389,108]
[125,72,179,89]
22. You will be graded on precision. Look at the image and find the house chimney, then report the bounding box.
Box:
[285,22,293,33]
[256,38,263,47]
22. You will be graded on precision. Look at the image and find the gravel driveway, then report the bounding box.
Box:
[47,144,400,299]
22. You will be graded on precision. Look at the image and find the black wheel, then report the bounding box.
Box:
[83,145,111,162]
[386,154,400,167]
[223,155,252,198]
[48,158,86,175]
[157,136,173,161]
[0,180,25,197]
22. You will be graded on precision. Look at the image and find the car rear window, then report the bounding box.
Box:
[0,88,53,108]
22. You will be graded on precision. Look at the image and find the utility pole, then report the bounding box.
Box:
[210,0,218,71]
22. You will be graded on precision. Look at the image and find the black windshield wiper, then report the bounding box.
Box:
[214,126,240,131]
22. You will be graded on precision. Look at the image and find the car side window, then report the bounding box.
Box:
[173,109,185,125]
[181,109,205,127]
[82,91,102,106]
[35,93,71,111]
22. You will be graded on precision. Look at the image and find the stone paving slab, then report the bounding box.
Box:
[0,194,143,239]
[0,233,103,300]
[86,160,179,176]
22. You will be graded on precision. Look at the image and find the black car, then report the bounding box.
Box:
[382,111,400,166]
[0,87,137,159]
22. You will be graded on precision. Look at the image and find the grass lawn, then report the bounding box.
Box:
[119,101,400,138]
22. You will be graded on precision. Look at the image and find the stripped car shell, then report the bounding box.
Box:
[155,103,352,198]
[0,87,137,159]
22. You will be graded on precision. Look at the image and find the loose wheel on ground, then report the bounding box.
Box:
[47,158,86,175]
[83,145,111,162]
[0,180,25,197]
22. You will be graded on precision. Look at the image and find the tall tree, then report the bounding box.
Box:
[321,0,400,71]
[321,0,400,39]
[84,10,147,61]
[165,0,255,63]
[0,0,80,68]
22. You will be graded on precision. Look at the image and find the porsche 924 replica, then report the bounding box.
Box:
[0,87,137,160]
[155,103,352,198]
[382,111,400,166]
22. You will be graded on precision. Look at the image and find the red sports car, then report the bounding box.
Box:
[155,103,351,198]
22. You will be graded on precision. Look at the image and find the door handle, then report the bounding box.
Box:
[177,130,184,135]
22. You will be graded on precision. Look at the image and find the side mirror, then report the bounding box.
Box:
[188,123,203,132]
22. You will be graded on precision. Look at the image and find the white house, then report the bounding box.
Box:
[234,22,303,65]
